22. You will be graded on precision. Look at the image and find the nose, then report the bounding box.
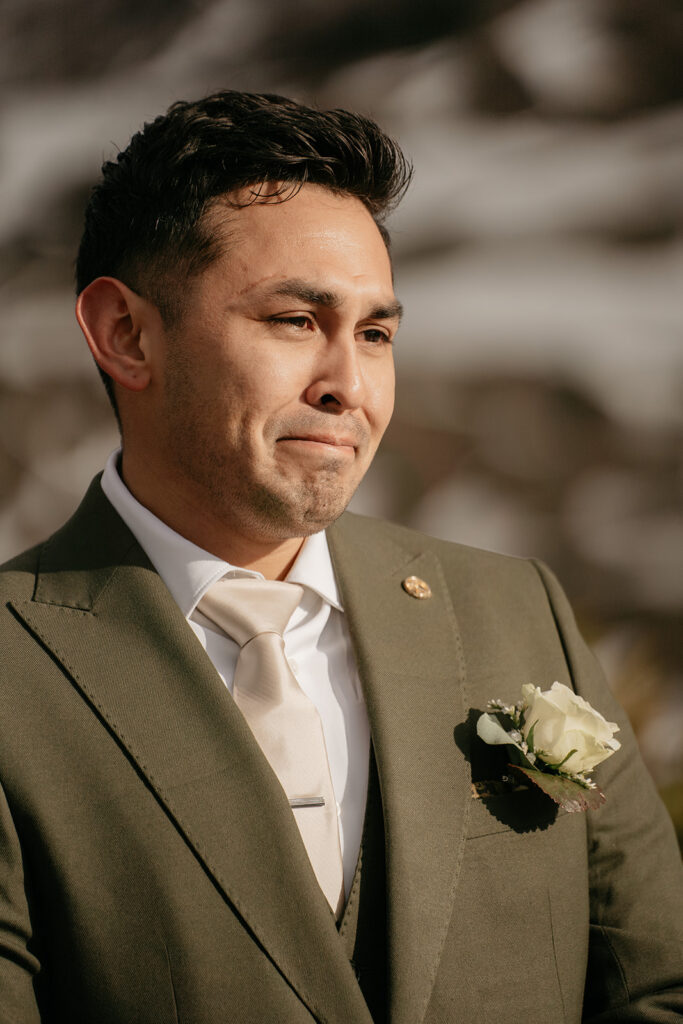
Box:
[304,334,365,412]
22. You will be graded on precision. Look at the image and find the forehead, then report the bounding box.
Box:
[200,184,393,295]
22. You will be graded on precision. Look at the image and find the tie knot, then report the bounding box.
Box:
[197,577,304,646]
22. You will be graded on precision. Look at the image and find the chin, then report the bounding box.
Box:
[285,496,351,535]
[239,479,354,540]
[300,481,358,527]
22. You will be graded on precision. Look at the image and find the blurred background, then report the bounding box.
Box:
[1,0,682,845]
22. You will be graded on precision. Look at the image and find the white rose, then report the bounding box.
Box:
[521,681,621,775]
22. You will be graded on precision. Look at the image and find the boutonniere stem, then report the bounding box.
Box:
[476,682,621,812]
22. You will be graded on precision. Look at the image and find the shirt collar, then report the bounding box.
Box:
[100,449,343,618]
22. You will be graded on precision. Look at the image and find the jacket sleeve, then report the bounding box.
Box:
[0,780,41,1024]
[532,560,683,1023]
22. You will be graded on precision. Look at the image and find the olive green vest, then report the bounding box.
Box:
[338,749,387,1023]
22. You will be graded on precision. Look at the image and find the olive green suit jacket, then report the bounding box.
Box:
[0,478,681,1023]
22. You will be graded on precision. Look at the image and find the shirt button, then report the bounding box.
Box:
[289,659,299,672]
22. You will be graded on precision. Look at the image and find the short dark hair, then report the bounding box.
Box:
[76,90,412,411]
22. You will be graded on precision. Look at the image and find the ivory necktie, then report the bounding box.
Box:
[197,577,345,916]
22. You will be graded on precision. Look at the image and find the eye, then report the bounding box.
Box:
[268,315,314,330]
[360,327,391,344]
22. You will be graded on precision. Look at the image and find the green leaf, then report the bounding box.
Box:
[525,720,537,753]
[506,744,537,771]
[540,748,578,771]
[508,765,606,813]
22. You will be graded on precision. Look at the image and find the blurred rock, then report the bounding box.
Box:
[1,0,681,823]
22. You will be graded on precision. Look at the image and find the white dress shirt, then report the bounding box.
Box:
[100,451,369,895]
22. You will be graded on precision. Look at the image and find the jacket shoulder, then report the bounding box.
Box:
[0,544,42,601]
[0,473,139,613]
[335,511,539,580]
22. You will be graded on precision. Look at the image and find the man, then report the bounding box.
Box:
[0,91,681,1023]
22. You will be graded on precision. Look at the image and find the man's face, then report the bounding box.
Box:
[153,184,400,544]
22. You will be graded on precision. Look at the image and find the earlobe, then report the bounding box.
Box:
[75,277,156,393]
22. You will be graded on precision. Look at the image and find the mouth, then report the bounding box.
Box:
[277,434,358,455]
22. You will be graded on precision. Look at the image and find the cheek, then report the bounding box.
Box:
[229,361,303,436]
[202,355,272,416]
[369,367,395,432]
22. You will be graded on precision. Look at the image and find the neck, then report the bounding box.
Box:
[120,454,305,581]
[221,537,305,581]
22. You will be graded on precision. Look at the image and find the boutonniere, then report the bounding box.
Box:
[476,682,621,812]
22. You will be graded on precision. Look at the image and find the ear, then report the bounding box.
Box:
[75,277,160,393]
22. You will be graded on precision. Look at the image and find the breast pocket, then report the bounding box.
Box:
[467,786,568,838]
[437,794,588,1024]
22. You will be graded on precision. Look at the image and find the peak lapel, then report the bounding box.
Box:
[12,480,371,1024]
[328,514,471,1024]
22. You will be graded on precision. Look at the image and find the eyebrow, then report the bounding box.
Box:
[265,278,404,322]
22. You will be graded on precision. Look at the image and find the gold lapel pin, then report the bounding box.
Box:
[401,575,432,599]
